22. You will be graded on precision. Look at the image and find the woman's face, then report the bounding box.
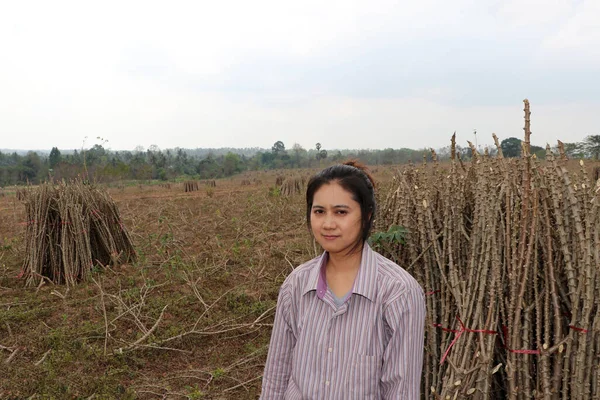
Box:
[310,181,363,256]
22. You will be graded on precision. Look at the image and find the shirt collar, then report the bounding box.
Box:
[352,243,378,301]
[302,243,378,302]
[302,252,327,298]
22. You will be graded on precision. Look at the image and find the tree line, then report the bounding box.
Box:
[1,135,598,187]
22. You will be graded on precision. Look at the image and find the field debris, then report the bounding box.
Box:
[279,175,304,196]
[184,180,199,192]
[20,180,136,286]
[377,101,600,399]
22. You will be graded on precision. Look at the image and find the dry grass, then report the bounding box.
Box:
[1,149,598,398]
[0,173,318,399]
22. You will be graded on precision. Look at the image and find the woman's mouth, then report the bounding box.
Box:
[322,235,338,240]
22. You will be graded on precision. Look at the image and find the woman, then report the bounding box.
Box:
[261,161,425,399]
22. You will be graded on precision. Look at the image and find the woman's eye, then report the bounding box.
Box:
[336,210,347,215]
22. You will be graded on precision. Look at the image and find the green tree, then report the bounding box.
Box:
[563,142,585,158]
[259,151,275,168]
[49,147,62,169]
[582,135,600,159]
[20,151,43,182]
[500,137,522,158]
[292,143,306,167]
[86,144,107,166]
[271,141,285,155]
[197,154,220,178]
[315,143,327,163]
[331,150,343,162]
[530,145,545,159]
[381,148,396,164]
[223,152,241,176]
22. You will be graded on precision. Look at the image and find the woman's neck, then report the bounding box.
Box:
[327,245,363,275]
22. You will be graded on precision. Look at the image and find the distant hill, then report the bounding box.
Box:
[0,147,268,157]
[0,149,52,156]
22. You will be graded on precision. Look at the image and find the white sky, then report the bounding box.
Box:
[1,0,598,152]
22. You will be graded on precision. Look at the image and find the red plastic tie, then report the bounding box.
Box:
[569,325,588,333]
[434,316,497,365]
[502,325,541,355]
[426,290,441,296]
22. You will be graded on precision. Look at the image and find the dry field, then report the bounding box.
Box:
[2,153,599,399]
[1,171,360,399]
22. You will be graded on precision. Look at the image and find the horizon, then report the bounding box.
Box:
[0,133,557,155]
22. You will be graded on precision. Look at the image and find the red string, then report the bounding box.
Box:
[501,325,541,355]
[563,312,589,333]
[426,289,440,296]
[19,220,36,226]
[433,323,459,334]
[569,325,588,333]
[434,316,497,365]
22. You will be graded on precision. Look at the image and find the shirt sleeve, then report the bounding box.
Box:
[380,285,426,400]
[260,284,297,399]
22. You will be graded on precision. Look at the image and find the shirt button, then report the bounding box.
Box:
[325,381,330,386]
[328,347,332,353]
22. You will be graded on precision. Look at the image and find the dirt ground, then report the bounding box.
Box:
[0,171,327,399]
[2,157,597,398]
[0,166,400,399]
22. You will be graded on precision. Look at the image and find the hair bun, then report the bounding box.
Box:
[343,159,376,188]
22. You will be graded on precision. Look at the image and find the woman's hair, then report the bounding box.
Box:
[306,160,377,254]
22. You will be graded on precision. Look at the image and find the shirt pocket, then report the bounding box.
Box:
[283,377,304,400]
[345,354,379,400]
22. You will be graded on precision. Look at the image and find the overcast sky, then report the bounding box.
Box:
[1,0,598,152]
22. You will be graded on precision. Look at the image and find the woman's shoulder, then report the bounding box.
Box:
[279,254,323,292]
[371,250,423,297]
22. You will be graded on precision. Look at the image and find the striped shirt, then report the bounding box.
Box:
[260,243,425,399]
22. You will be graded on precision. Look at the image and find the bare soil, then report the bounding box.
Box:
[0,173,325,399]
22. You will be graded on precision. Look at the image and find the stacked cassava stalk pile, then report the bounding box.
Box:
[377,101,599,399]
[21,181,136,286]
[184,180,199,192]
[280,175,305,196]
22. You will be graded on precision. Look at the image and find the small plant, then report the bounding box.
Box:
[185,384,205,399]
[1,237,13,251]
[91,264,104,274]
[206,187,215,198]
[368,225,408,258]
[212,367,226,379]
[268,186,281,197]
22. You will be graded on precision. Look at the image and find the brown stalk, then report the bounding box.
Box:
[376,114,598,398]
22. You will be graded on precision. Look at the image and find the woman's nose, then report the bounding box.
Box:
[323,215,335,229]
